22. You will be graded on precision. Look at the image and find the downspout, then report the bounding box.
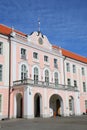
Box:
[63,56,66,86]
[8,35,11,119]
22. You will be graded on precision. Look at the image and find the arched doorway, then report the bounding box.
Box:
[49,94,63,116]
[34,93,42,117]
[16,93,23,118]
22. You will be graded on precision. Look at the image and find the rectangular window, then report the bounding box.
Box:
[54,58,58,68]
[83,82,86,92]
[85,100,87,113]
[73,65,76,73]
[74,80,77,87]
[66,63,70,72]
[44,55,48,62]
[21,48,26,59]
[82,67,85,75]
[33,52,38,59]
[0,42,3,54]
[0,95,2,113]
[0,65,2,81]
[67,78,71,86]
[69,99,72,111]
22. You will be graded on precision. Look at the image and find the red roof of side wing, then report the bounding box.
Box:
[0,24,26,36]
[53,45,87,64]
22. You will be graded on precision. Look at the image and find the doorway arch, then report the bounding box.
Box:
[49,94,63,116]
[34,93,42,117]
[16,93,23,118]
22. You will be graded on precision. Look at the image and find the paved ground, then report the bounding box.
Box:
[0,116,87,130]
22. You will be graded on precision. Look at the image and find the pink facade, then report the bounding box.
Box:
[0,24,87,119]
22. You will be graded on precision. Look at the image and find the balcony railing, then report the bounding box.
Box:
[13,79,78,91]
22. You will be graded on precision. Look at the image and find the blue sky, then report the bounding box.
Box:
[0,0,87,57]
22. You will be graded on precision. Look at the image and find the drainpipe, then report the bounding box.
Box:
[8,35,12,119]
[63,56,66,87]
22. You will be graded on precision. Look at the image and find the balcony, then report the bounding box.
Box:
[13,79,78,91]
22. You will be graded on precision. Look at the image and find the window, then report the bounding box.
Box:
[73,65,76,73]
[21,48,26,59]
[33,52,38,59]
[67,78,71,86]
[34,67,38,84]
[83,82,86,92]
[45,70,49,85]
[74,80,77,87]
[54,59,58,68]
[0,42,3,54]
[0,95,2,113]
[82,67,85,75]
[54,72,58,87]
[0,65,2,81]
[66,63,70,72]
[44,55,48,62]
[69,99,73,111]
[85,100,87,113]
[21,64,27,80]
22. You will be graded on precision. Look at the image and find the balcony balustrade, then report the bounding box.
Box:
[13,79,78,91]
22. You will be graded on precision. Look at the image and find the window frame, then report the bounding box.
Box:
[69,98,73,111]
[21,48,26,60]
[45,69,49,85]
[82,67,85,76]
[74,80,77,87]
[21,64,27,80]
[0,94,2,113]
[66,63,70,72]
[0,42,3,55]
[54,72,58,87]
[34,67,38,84]
[83,82,86,92]
[0,65,3,82]
[73,65,76,73]
[33,52,38,59]
[67,78,71,86]
[44,55,48,62]
[54,58,58,68]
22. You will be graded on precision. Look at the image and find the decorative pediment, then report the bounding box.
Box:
[28,31,52,50]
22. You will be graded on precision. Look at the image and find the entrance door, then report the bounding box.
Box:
[34,93,41,117]
[49,94,63,117]
[36,96,40,117]
[16,93,22,118]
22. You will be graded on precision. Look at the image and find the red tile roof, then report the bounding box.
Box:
[0,24,26,36]
[53,45,87,63]
[0,24,87,64]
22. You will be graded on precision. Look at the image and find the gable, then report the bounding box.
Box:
[28,31,52,50]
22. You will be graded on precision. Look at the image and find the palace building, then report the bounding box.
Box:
[0,24,87,119]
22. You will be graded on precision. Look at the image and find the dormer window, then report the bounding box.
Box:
[21,48,26,60]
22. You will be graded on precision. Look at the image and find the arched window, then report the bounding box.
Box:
[54,72,58,87]
[34,67,38,84]
[21,64,27,80]
[45,70,49,85]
